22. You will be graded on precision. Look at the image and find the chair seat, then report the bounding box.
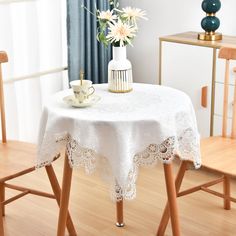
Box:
[0,141,36,180]
[200,136,236,177]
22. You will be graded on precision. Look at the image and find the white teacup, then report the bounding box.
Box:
[70,80,95,103]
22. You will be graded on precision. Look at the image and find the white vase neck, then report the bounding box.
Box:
[112,46,127,60]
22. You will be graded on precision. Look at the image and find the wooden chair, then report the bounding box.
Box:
[157,47,236,236]
[0,51,77,235]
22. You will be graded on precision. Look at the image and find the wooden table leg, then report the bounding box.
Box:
[223,175,231,210]
[157,161,187,236]
[116,200,124,227]
[57,153,73,236]
[163,163,181,236]
[45,165,77,235]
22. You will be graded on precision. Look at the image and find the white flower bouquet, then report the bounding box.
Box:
[82,0,147,47]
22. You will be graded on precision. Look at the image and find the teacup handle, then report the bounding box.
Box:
[88,86,95,97]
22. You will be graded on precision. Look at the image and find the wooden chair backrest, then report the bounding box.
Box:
[0,51,8,143]
[218,47,236,138]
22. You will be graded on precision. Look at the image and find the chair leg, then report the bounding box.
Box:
[116,200,124,227]
[157,161,187,236]
[45,165,77,235]
[57,152,73,236]
[223,175,231,210]
[163,163,181,236]
[0,182,5,216]
[0,204,4,236]
[0,183,4,235]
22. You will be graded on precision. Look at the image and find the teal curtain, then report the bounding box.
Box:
[67,0,111,83]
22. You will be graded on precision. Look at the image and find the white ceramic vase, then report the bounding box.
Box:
[108,46,133,93]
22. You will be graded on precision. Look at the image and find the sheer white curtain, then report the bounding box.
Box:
[0,0,68,143]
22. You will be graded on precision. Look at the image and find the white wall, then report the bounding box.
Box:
[120,0,236,84]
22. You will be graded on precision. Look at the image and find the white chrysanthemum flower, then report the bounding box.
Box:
[97,10,117,21]
[106,19,137,46]
[122,7,148,21]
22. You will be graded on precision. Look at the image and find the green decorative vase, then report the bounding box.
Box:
[198,0,222,41]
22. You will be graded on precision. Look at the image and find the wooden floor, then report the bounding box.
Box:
[2,158,236,236]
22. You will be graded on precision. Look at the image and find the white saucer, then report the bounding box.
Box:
[63,94,101,108]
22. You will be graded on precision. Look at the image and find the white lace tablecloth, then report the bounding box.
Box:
[37,83,201,200]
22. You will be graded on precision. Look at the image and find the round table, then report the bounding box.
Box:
[37,83,201,236]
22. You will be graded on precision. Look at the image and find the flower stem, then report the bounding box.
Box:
[81,4,96,17]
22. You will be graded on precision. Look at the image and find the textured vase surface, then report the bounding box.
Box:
[108,46,133,93]
[198,0,222,41]
[202,0,221,13]
[201,16,220,32]
[201,0,221,32]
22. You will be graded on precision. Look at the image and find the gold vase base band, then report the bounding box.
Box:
[198,32,222,41]
[109,88,133,93]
